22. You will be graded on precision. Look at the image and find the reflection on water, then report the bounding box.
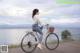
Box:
[0,28,80,45]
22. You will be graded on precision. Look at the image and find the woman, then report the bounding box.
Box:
[32,9,44,49]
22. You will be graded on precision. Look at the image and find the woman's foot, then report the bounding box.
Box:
[37,43,43,49]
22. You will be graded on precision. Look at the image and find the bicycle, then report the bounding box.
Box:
[21,25,59,53]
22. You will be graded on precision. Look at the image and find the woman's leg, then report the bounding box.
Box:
[36,26,43,43]
[36,26,44,49]
[32,24,43,43]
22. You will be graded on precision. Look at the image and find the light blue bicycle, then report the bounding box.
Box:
[21,25,59,53]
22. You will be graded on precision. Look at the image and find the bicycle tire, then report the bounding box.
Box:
[21,32,38,53]
[45,33,59,50]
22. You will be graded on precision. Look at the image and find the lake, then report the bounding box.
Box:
[0,28,80,45]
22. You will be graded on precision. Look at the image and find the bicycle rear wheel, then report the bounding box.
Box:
[45,33,59,50]
[21,32,37,53]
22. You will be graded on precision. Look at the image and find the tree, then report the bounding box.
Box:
[61,30,72,40]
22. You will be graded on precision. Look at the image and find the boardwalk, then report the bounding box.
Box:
[8,41,80,53]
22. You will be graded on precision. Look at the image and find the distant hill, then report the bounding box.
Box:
[0,24,32,29]
[0,24,80,29]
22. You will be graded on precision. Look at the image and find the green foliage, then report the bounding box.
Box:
[61,30,72,40]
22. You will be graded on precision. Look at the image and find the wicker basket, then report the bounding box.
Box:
[48,27,55,33]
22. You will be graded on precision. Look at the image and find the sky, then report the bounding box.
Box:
[0,0,80,45]
[0,0,80,27]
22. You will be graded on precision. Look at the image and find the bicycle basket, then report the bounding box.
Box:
[48,27,55,33]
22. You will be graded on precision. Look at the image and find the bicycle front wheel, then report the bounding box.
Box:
[21,32,37,53]
[45,33,59,50]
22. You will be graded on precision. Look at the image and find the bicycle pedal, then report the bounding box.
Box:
[27,42,32,48]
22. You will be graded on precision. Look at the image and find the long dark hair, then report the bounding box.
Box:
[32,9,39,18]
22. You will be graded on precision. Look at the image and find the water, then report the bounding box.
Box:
[0,28,80,45]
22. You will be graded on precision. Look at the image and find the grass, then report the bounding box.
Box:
[8,44,21,48]
[8,44,36,48]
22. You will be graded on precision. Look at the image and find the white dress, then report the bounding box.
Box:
[33,15,45,27]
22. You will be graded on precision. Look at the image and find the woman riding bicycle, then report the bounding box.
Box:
[21,9,59,53]
[32,9,44,49]
[28,8,55,49]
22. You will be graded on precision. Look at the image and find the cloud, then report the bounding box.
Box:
[0,0,80,16]
[0,0,59,16]
[44,4,80,17]
[50,18,80,24]
[0,0,80,26]
[0,16,33,25]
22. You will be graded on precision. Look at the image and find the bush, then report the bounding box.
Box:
[61,30,72,40]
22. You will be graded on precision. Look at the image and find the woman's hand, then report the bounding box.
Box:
[45,24,49,29]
